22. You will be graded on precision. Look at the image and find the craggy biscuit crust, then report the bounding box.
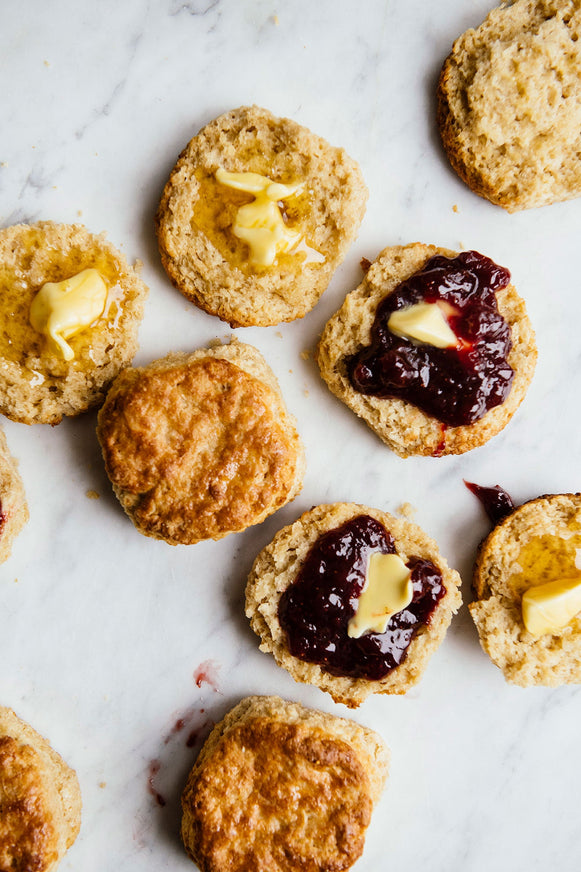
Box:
[0,427,28,564]
[470,493,581,686]
[0,707,81,872]
[156,105,368,327]
[438,0,581,211]
[181,695,389,872]
[245,503,462,707]
[97,341,305,545]
[316,243,536,457]
[0,221,148,424]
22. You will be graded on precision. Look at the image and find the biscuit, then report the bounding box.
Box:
[156,105,368,327]
[181,695,389,872]
[316,243,536,457]
[97,340,305,545]
[0,427,28,564]
[0,221,148,425]
[245,503,462,707]
[437,1,581,211]
[470,493,581,686]
[0,707,81,872]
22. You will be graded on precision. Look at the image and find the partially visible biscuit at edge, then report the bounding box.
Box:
[0,706,81,872]
[0,426,28,564]
[470,493,581,686]
[156,105,368,327]
[437,0,581,211]
[316,243,536,457]
[181,695,389,872]
[97,340,305,545]
[245,503,462,707]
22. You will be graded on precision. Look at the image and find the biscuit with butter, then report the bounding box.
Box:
[470,493,581,686]
[0,221,148,424]
[181,695,389,872]
[156,105,368,327]
[97,340,305,545]
[0,426,28,564]
[0,706,81,872]
[245,503,462,707]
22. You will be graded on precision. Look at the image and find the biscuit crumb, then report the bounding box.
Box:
[76,210,82,217]
[275,331,283,338]
[99,781,106,789]
[273,14,279,25]
[86,489,100,500]
[300,350,310,360]
[303,388,309,397]
[452,204,459,213]
[360,257,372,272]
[397,502,417,520]
[0,161,7,168]
[44,60,50,67]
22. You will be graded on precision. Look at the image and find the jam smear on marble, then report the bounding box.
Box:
[347,251,513,427]
[278,515,446,681]
[464,480,515,526]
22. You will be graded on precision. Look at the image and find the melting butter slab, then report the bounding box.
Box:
[522,576,581,636]
[348,552,413,638]
[387,301,457,348]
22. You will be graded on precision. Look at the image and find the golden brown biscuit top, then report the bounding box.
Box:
[183,717,372,872]
[99,356,301,543]
[0,736,58,872]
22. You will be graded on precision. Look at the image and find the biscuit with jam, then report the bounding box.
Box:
[0,221,148,425]
[245,503,462,707]
[0,706,81,872]
[470,493,581,686]
[316,243,536,457]
[156,105,368,327]
[97,340,305,545]
[0,427,28,564]
[181,695,389,872]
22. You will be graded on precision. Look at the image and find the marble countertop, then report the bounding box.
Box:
[2,2,580,870]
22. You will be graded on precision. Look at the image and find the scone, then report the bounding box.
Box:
[156,105,368,327]
[470,493,581,686]
[438,0,581,211]
[181,695,389,872]
[97,340,305,545]
[246,503,462,707]
[0,221,148,425]
[0,707,81,872]
[0,427,28,564]
[316,243,536,457]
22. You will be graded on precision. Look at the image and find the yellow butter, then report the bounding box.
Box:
[388,301,458,348]
[29,268,108,361]
[215,168,304,267]
[522,576,581,636]
[347,552,413,638]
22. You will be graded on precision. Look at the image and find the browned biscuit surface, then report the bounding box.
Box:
[156,105,368,327]
[181,695,389,872]
[438,1,581,211]
[316,243,536,457]
[0,427,28,564]
[0,707,81,872]
[97,342,305,545]
[470,493,581,686]
[246,503,462,707]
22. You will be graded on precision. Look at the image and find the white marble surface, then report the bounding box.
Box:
[1,1,581,869]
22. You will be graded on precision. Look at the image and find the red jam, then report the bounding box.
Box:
[278,515,446,681]
[464,480,515,526]
[347,251,513,427]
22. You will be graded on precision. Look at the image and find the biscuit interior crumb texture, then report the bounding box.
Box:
[316,243,537,457]
[470,493,581,686]
[97,341,305,545]
[0,707,81,872]
[0,427,28,564]
[0,221,148,424]
[438,0,581,211]
[156,105,368,327]
[181,695,389,872]
[245,503,462,707]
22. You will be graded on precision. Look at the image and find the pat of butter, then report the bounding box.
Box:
[388,302,458,348]
[522,576,581,636]
[215,168,303,267]
[348,553,413,639]
[30,268,108,361]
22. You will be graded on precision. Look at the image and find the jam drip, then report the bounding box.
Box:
[347,251,514,427]
[464,480,515,526]
[278,515,446,681]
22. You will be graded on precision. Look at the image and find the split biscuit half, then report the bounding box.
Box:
[0,427,28,564]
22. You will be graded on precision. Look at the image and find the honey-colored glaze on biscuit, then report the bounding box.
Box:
[97,342,305,545]
[181,696,389,872]
[0,427,28,564]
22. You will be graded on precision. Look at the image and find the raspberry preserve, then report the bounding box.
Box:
[464,480,515,526]
[347,251,513,427]
[278,515,446,681]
